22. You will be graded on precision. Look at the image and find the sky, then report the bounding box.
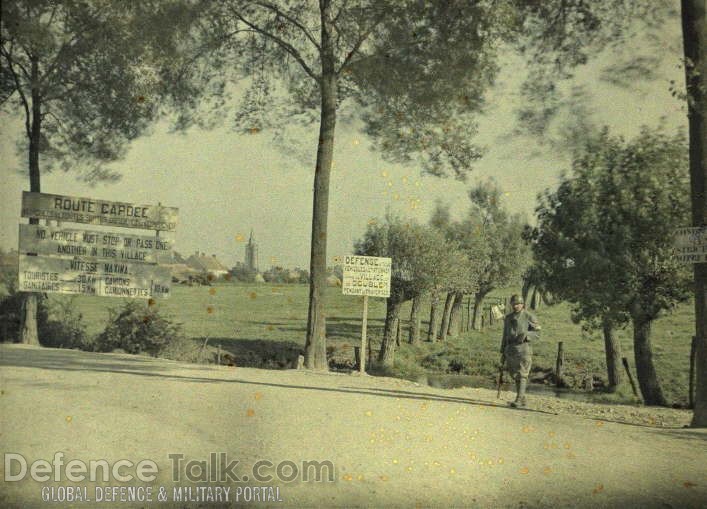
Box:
[0,11,687,270]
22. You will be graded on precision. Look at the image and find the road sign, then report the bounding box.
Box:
[18,255,171,299]
[21,191,178,231]
[342,255,392,298]
[674,227,707,263]
[19,224,173,264]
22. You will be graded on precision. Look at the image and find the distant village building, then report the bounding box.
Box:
[185,252,229,279]
[245,230,258,272]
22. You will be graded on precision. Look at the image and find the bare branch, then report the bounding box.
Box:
[252,1,320,51]
[232,8,319,80]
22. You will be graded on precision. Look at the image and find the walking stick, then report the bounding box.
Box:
[496,354,505,399]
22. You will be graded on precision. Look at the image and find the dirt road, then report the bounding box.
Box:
[1,344,705,508]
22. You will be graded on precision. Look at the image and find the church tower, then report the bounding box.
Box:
[245,230,258,272]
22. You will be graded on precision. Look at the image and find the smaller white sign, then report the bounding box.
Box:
[342,255,392,298]
[674,227,707,264]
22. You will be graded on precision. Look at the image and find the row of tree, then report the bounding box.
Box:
[354,179,527,365]
[356,127,691,409]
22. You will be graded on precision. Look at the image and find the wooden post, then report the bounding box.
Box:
[217,343,221,365]
[555,341,564,387]
[354,347,361,369]
[489,306,494,326]
[690,336,697,409]
[481,314,485,330]
[360,295,369,373]
[466,297,472,332]
[621,357,640,399]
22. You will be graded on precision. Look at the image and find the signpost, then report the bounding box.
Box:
[21,191,178,231]
[18,192,177,300]
[342,255,392,373]
[674,227,707,263]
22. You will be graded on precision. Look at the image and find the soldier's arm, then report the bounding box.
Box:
[527,312,541,341]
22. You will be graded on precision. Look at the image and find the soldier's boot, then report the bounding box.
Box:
[509,378,522,407]
[517,378,528,407]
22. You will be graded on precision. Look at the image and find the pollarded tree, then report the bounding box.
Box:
[532,128,691,405]
[176,1,514,370]
[0,1,196,344]
[354,215,469,365]
[464,179,529,330]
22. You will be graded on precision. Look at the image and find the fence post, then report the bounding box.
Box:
[621,357,640,399]
[690,336,697,408]
[555,341,564,387]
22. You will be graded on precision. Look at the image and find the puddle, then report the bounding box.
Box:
[426,373,595,403]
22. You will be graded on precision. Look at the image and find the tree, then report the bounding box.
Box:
[354,215,468,365]
[531,128,691,405]
[463,180,528,330]
[680,0,706,427]
[176,1,511,370]
[428,202,483,340]
[0,0,192,344]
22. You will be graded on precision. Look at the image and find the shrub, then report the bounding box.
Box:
[39,297,90,350]
[95,301,184,355]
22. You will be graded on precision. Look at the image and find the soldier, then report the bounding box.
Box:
[500,294,540,408]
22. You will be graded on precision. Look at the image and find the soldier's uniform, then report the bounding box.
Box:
[501,301,540,407]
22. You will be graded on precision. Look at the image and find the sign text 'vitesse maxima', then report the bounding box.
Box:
[19,255,171,299]
[21,191,178,232]
[19,224,173,264]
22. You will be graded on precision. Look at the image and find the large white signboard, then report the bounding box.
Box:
[21,191,179,232]
[19,224,173,264]
[18,255,171,298]
[342,255,392,298]
[674,226,707,264]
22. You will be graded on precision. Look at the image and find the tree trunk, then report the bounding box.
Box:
[427,291,440,341]
[602,321,621,392]
[681,0,707,427]
[379,298,402,365]
[408,293,423,344]
[471,292,485,330]
[438,292,455,341]
[447,291,464,338]
[632,315,667,406]
[304,3,337,370]
[20,58,42,346]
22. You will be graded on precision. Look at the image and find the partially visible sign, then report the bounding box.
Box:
[674,227,707,264]
[18,255,171,299]
[342,255,392,298]
[19,224,173,264]
[21,191,179,231]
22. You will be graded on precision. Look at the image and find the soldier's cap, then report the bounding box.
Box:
[510,294,524,305]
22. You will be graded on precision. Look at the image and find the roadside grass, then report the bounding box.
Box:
[46,282,694,407]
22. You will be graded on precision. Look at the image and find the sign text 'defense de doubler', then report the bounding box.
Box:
[342,255,392,298]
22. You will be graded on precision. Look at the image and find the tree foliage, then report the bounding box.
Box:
[530,127,691,403]
[0,0,192,181]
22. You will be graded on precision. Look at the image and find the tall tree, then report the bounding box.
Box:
[179,1,509,369]
[0,1,191,344]
[680,0,706,427]
[532,128,691,405]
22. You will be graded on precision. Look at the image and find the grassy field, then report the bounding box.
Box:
[47,282,696,407]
